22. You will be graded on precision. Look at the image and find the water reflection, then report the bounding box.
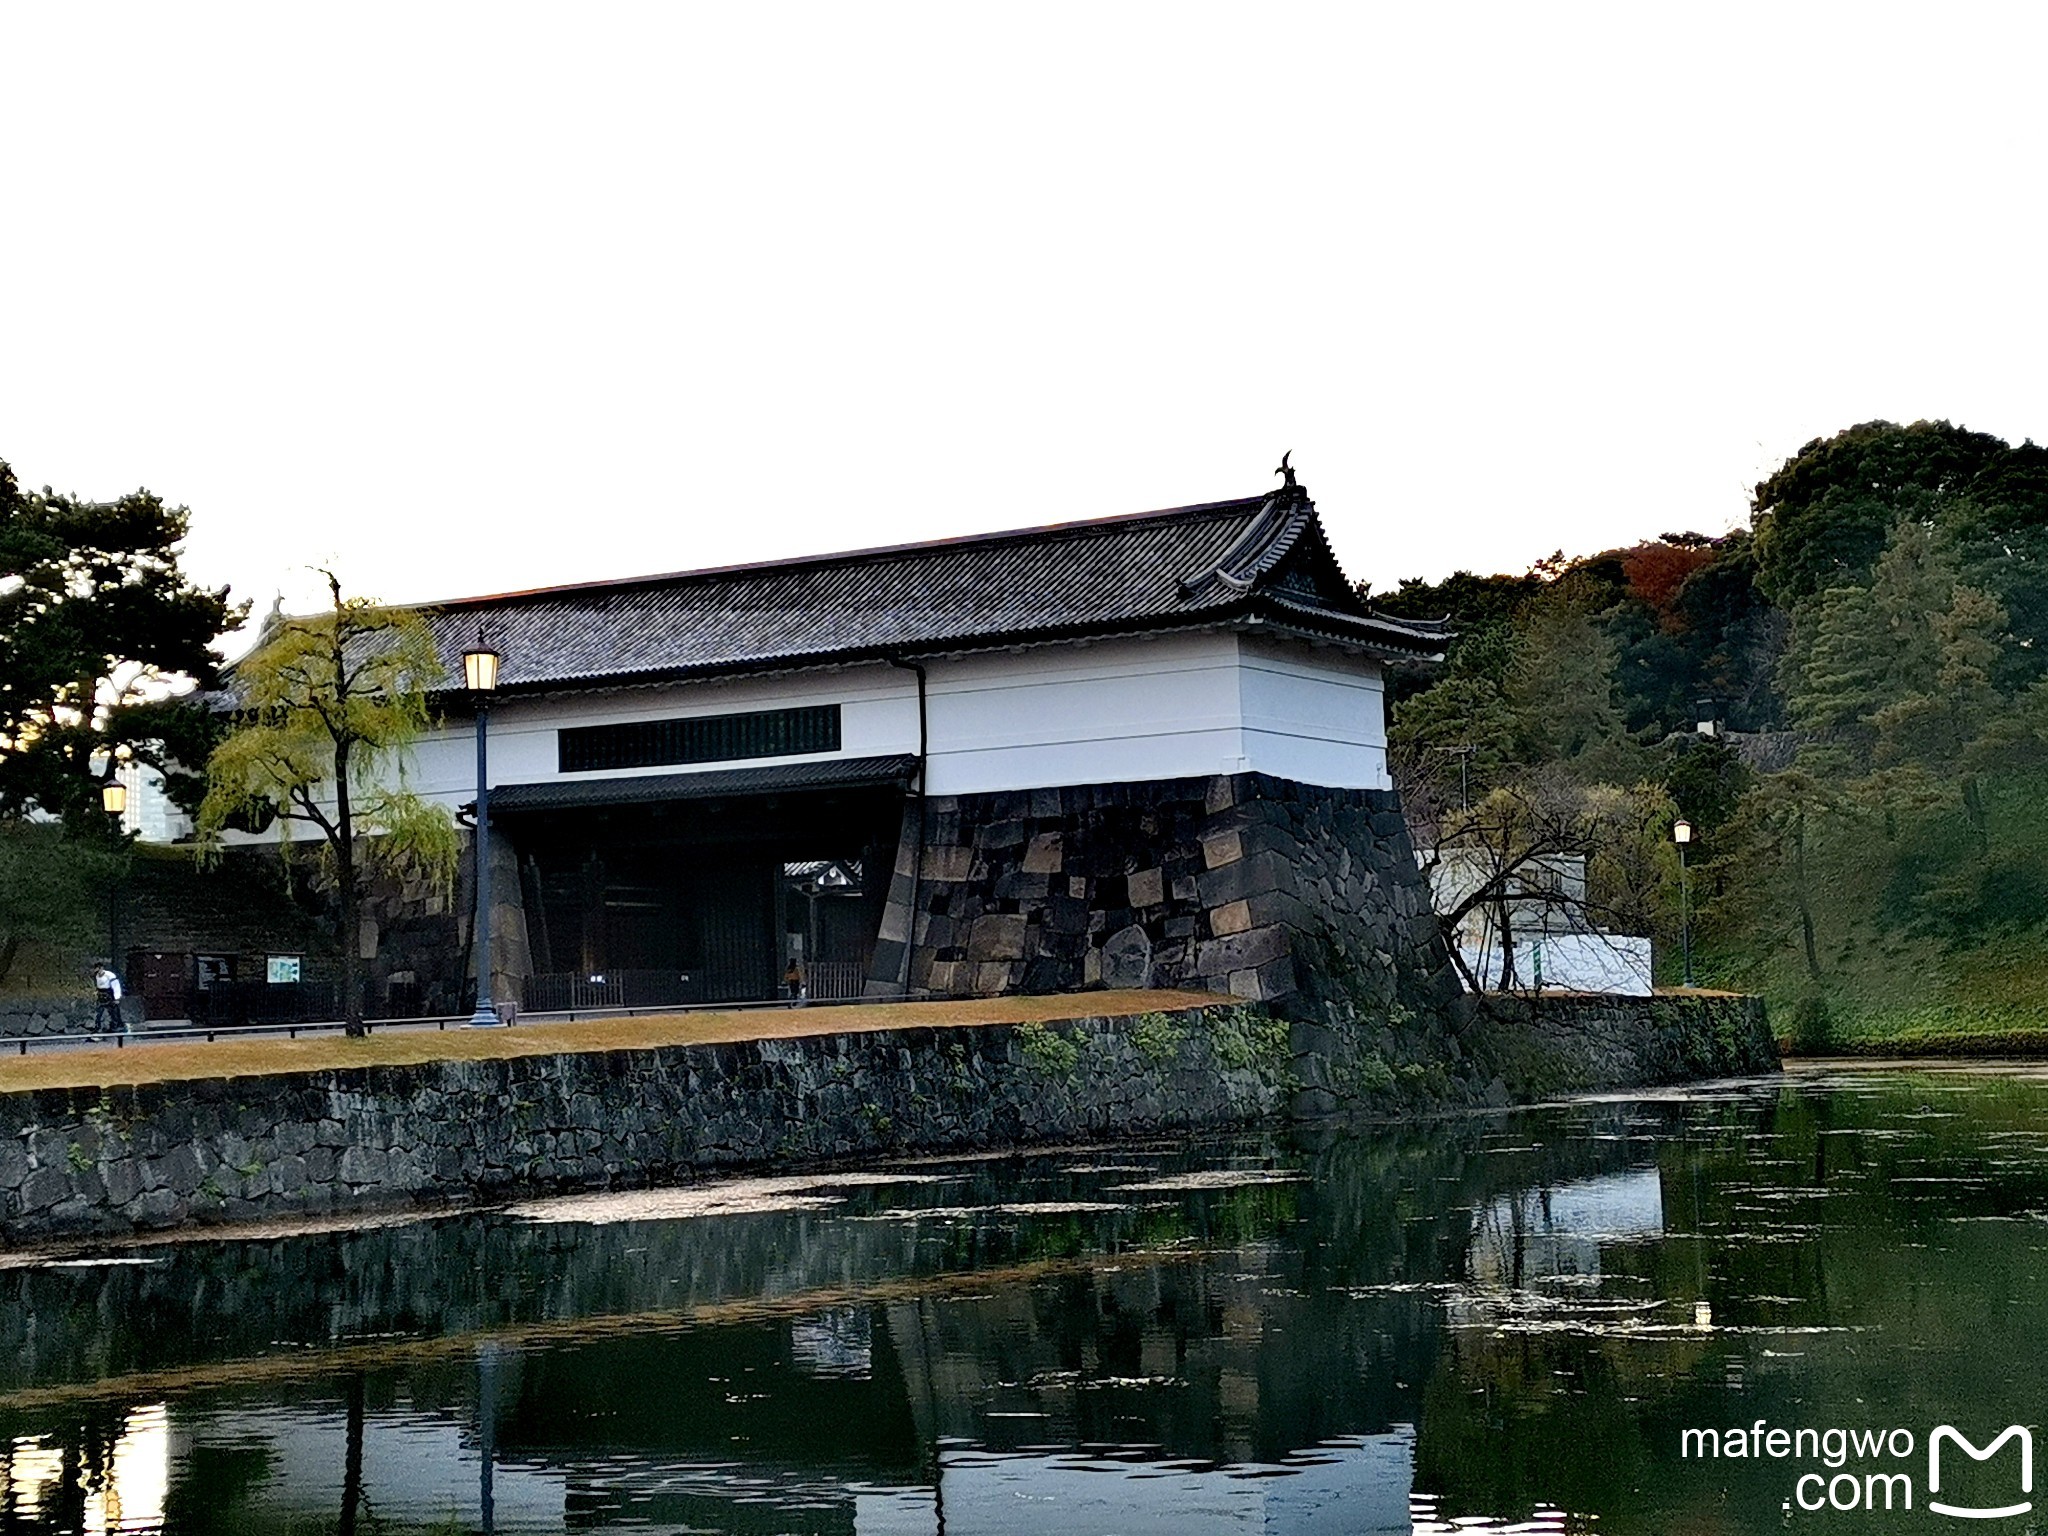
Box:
[4,1405,167,1534]
[12,1067,2048,1531]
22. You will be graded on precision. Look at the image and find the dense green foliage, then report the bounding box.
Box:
[1383,418,2048,1044]
[0,456,239,993]
[0,458,239,829]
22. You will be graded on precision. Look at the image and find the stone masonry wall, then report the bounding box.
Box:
[0,1002,1293,1244]
[0,991,1775,1246]
[1467,992,1779,1096]
[0,1000,125,1042]
[868,773,1465,1022]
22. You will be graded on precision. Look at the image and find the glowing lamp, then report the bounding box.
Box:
[463,634,502,693]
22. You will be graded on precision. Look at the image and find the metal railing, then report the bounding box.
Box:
[4,986,902,1056]
[806,961,868,1002]
[522,969,706,1013]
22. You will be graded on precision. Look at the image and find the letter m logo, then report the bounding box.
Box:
[1930,1425,2033,1520]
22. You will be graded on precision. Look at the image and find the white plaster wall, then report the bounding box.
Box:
[919,633,1248,796]
[1234,635,1389,791]
[215,629,1394,842]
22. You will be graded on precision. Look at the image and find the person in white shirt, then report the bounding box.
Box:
[92,964,126,1032]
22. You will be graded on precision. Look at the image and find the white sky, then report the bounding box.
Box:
[6,3,2046,639]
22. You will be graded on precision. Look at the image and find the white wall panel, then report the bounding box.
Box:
[921,633,1248,795]
[1234,637,1388,791]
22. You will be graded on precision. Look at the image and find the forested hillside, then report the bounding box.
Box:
[1380,419,2048,1048]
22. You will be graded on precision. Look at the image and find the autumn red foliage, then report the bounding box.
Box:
[1621,542,1715,628]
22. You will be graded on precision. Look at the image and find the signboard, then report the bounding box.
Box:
[266,955,302,985]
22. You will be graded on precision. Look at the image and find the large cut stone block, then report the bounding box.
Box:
[1195,925,1290,977]
[1196,850,1297,909]
[921,845,973,882]
[1022,832,1064,873]
[1101,923,1153,988]
[1210,899,1252,937]
[966,913,1029,962]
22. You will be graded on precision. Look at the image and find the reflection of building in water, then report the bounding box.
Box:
[1466,1168,1665,1288]
[932,1435,1414,1535]
[1410,1491,1568,1534]
[791,1305,875,1378]
[4,1404,168,1534]
[172,1402,568,1531]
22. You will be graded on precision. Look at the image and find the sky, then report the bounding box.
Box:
[6,3,2047,641]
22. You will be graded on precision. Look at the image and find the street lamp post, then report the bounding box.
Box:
[101,778,127,973]
[1672,818,1695,989]
[464,634,503,1027]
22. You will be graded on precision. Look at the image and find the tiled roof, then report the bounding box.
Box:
[422,485,1449,693]
[489,754,918,813]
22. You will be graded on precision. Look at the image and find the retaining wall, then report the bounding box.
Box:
[1466,992,1779,1096]
[0,992,1775,1245]
[0,998,137,1041]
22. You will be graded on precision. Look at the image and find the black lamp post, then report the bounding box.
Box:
[464,634,503,1027]
[101,777,127,971]
[1672,818,1695,989]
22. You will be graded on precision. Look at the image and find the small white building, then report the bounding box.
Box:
[1426,849,1652,996]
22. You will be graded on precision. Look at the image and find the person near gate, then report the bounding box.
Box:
[92,962,127,1033]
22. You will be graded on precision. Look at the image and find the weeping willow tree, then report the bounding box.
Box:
[199,572,459,1035]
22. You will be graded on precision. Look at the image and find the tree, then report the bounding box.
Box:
[1410,772,1679,994]
[1787,520,2009,785]
[1750,420,2023,608]
[1503,574,1639,780]
[198,573,459,1034]
[0,459,239,827]
[1708,767,1837,991]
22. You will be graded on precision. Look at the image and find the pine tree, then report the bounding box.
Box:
[1505,574,1635,777]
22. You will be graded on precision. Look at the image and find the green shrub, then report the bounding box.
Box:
[1131,1011,1185,1063]
[1016,1020,1080,1078]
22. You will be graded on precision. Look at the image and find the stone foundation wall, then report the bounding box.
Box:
[1467,992,1778,1096]
[0,990,1775,1246]
[0,1001,1296,1244]
[868,773,1465,1024]
[0,1000,132,1041]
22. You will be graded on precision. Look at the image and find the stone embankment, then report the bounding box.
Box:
[0,992,1775,1245]
[0,999,124,1041]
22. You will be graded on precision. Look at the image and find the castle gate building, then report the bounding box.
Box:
[377,481,1460,1017]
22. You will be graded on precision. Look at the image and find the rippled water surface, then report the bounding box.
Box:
[7,1063,2048,1533]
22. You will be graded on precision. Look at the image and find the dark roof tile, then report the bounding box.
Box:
[412,486,1448,692]
[490,754,918,813]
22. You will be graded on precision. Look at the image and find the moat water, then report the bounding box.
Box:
[5,1063,2048,1533]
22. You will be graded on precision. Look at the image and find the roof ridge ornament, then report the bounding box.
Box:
[1179,485,1307,599]
[1275,450,1298,490]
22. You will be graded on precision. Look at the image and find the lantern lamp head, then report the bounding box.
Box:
[462,630,502,694]
[102,779,127,816]
[1672,819,1693,845]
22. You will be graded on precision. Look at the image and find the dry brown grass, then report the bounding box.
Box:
[0,988,1226,1094]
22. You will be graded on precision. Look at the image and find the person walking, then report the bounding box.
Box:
[92,962,127,1033]
[784,959,804,1006]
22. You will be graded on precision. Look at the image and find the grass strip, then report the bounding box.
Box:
[0,988,1224,1095]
